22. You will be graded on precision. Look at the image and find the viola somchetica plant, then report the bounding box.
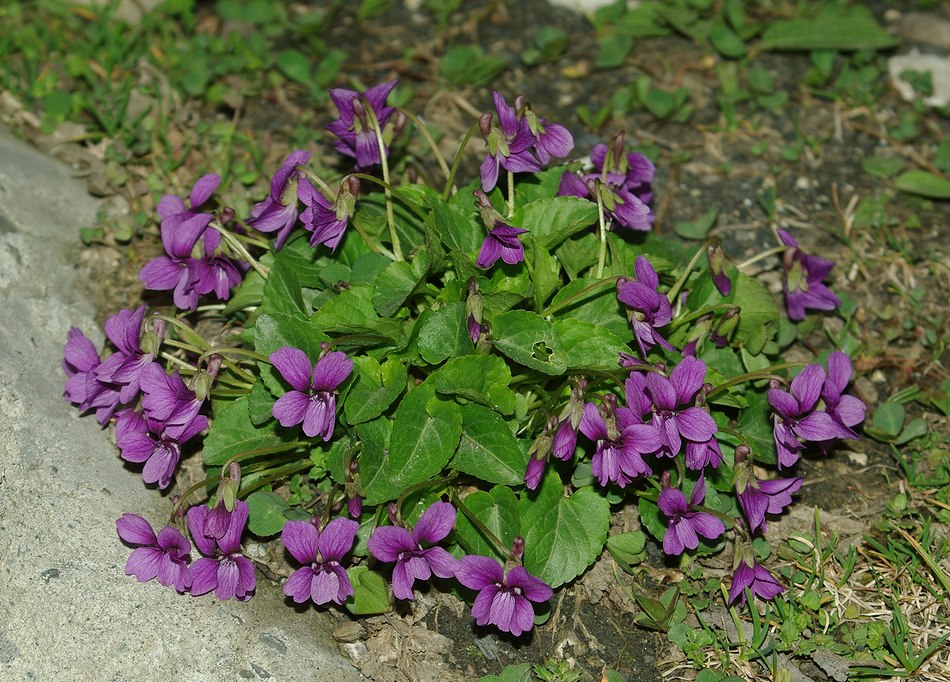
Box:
[63,81,866,637]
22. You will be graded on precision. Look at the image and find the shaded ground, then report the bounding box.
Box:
[5,0,949,680]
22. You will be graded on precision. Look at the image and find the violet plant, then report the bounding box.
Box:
[65,83,866,637]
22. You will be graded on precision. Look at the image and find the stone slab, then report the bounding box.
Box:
[0,125,363,681]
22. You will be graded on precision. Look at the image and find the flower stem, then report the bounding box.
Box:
[666,245,706,304]
[666,303,738,332]
[506,168,516,218]
[737,245,786,271]
[540,276,620,318]
[442,122,479,200]
[207,221,269,279]
[450,488,512,560]
[364,104,402,260]
[398,107,451,180]
[596,189,608,279]
[704,362,805,400]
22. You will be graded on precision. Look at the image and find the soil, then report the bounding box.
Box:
[24,0,950,680]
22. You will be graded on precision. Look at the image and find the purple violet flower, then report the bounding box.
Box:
[479,91,541,193]
[115,408,207,489]
[139,362,206,441]
[63,327,121,426]
[300,176,358,251]
[116,513,192,592]
[767,364,843,468]
[326,81,398,170]
[281,517,359,605]
[557,135,655,231]
[524,110,574,166]
[820,351,866,438]
[368,502,459,601]
[92,306,154,405]
[270,347,353,440]
[139,174,222,311]
[186,500,256,601]
[578,399,661,488]
[248,150,313,250]
[658,476,726,556]
[476,224,529,268]
[777,229,841,321]
[737,475,803,535]
[455,555,552,637]
[728,559,784,606]
[641,356,719,459]
[617,256,675,356]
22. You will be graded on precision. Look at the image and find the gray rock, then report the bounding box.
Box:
[0,126,362,681]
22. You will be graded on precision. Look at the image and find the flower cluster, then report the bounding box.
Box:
[116,499,255,601]
[66,79,869,651]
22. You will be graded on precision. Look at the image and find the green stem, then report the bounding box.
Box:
[349,173,428,220]
[238,460,313,499]
[196,347,262,385]
[398,107,451,180]
[450,488,512,560]
[364,104,402,260]
[737,245,786,270]
[207,221,269,279]
[666,303,739,332]
[596,189,608,279]
[666,245,705,304]
[704,362,805,400]
[506,168,516,218]
[442,122,480,200]
[540,276,621,318]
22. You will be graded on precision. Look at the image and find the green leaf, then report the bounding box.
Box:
[440,44,507,86]
[513,196,598,249]
[730,271,779,355]
[872,402,904,438]
[553,319,629,371]
[245,490,291,537]
[548,277,628,337]
[261,253,305,316]
[862,156,905,179]
[606,531,647,570]
[276,49,310,85]
[344,356,407,425]
[894,170,950,199]
[372,260,420,317]
[311,284,377,332]
[492,310,568,375]
[453,485,521,562]
[247,379,275,426]
[389,385,463,490]
[356,418,403,505]
[344,566,392,615]
[224,269,265,314]
[674,207,719,240]
[709,23,747,59]
[202,395,299,465]
[477,662,533,682]
[735,395,778,466]
[253,312,329,359]
[638,496,666,544]
[427,198,482,269]
[452,404,528,486]
[761,16,898,51]
[432,354,516,415]
[417,302,472,365]
[596,32,633,69]
[521,475,610,588]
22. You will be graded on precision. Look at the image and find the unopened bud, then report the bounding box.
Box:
[660,469,672,489]
[348,496,363,519]
[219,206,235,225]
[391,110,408,138]
[387,502,399,526]
[610,131,626,172]
[511,537,524,562]
[351,96,367,127]
[479,112,493,140]
[734,445,751,463]
[514,94,527,114]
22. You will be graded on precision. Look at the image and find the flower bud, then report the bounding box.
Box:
[348,496,363,519]
[479,112,493,140]
[706,240,731,296]
[511,536,525,562]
